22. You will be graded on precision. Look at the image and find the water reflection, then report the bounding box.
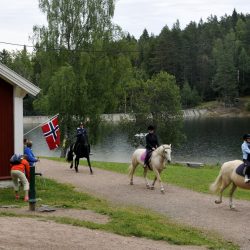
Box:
[24,117,250,164]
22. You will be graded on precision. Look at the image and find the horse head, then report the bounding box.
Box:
[159,144,172,163]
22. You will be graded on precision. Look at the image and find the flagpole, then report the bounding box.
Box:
[24,113,59,136]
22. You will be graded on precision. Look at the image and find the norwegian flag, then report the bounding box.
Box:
[41,115,60,150]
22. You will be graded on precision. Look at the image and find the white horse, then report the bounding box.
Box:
[210,160,250,209]
[128,144,172,193]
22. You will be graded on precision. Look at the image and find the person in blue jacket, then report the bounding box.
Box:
[241,134,250,183]
[24,141,39,167]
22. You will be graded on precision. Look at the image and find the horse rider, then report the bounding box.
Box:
[75,122,90,153]
[144,125,159,169]
[76,122,87,140]
[241,133,250,183]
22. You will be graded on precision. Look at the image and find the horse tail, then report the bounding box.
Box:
[66,144,74,162]
[210,171,223,193]
[128,154,138,178]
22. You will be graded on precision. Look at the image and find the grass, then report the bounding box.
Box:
[0,177,237,249]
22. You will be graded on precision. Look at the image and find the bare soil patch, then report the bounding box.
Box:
[0,217,205,250]
[0,206,110,224]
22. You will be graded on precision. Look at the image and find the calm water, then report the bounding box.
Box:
[24,117,250,165]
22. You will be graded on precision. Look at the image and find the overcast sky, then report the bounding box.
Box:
[0,0,249,51]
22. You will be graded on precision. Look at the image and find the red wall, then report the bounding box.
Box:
[0,79,13,179]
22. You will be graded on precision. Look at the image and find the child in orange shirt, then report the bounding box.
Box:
[10,155,30,201]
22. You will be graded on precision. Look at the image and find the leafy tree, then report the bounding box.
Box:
[37,0,115,50]
[32,0,116,146]
[132,71,183,145]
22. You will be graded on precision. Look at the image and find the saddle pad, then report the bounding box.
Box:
[235,163,246,177]
[140,150,147,162]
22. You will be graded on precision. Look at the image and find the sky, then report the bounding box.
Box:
[0,0,249,51]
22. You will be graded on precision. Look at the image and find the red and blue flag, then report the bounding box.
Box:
[41,115,60,150]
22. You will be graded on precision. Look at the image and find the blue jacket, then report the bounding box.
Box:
[24,147,38,167]
[241,141,250,160]
[76,127,87,137]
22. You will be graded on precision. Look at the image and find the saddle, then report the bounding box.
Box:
[235,163,246,177]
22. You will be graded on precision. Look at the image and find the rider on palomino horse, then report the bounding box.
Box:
[241,134,250,183]
[144,125,159,169]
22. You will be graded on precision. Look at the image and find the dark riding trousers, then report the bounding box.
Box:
[144,133,159,167]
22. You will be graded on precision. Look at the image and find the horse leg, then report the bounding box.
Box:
[128,162,138,185]
[75,157,79,172]
[86,156,93,175]
[150,176,157,190]
[229,183,237,209]
[143,167,150,189]
[70,161,73,169]
[152,167,164,193]
[215,180,231,204]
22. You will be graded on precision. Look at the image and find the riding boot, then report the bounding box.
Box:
[244,175,250,183]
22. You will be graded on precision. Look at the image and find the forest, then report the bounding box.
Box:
[1,1,250,145]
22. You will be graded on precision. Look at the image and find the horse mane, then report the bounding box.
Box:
[155,144,170,153]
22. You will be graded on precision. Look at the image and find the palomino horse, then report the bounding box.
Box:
[66,134,93,174]
[128,144,171,193]
[210,160,250,209]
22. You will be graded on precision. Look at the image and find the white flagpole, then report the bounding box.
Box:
[24,113,59,136]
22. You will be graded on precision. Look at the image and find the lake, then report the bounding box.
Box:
[24,117,250,165]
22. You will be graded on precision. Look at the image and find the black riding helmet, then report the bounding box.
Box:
[243,134,250,140]
[148,125,155,131]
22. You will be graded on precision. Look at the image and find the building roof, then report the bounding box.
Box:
[0,62,40,96]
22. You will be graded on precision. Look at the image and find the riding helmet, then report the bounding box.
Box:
[243,134,250,140]
[148,125,155,131]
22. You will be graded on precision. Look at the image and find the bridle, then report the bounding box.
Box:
[160,145,171,161]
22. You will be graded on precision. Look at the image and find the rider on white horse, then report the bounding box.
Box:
[241,133,250,183]
[144,125,159,169]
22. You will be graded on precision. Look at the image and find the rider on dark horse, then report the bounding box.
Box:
[75,122,90,155]
[144,125,159,169]
[242,134,250,183]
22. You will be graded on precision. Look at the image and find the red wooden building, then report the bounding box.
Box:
[0,62,40,180]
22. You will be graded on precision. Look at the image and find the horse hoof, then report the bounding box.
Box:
[230,204,236,210]
[215,200,222,204]
[146,184,150,189]
[150,186,155,190]
[160,189,165,194]
[130,181,133,185]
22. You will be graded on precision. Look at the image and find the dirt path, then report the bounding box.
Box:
[2,159,250,249]
[38,159,250,249]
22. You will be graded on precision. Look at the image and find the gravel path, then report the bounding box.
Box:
[2,159,250,249]
[39,159,250,249]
